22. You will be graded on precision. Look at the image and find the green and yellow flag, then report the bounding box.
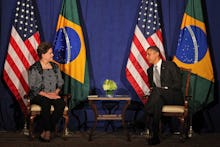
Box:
[53,0,89,109]
[173,0,214,114]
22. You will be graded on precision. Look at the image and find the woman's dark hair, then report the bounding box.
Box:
[37,42,52,59]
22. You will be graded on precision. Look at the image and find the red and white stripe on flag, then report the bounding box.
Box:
[125,0,165,104]
[3,0,40,115]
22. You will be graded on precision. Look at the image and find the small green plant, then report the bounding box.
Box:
[102,79,117,95]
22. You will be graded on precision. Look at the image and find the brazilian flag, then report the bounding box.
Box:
[53,0,89,109]
[173,0,214,114]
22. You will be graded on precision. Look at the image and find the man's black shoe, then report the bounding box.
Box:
[148,136,160,145]
[39,136,50,142]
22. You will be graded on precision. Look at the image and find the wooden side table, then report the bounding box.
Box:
[88,96,131,141]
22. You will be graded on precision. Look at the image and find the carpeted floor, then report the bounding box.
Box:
[0,130,220,147]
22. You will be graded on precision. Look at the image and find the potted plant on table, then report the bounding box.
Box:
[102,79,117,97]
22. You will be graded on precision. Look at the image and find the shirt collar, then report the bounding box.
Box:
[154,59,162,68]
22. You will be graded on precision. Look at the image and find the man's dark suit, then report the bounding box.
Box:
[144,60,183,139]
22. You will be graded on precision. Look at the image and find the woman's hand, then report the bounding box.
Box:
[39,91,61,99]
[46,92,61,99]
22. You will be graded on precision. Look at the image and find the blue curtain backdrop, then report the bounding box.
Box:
[0,0,220,132]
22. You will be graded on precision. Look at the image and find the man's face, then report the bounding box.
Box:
[146,49,159,64]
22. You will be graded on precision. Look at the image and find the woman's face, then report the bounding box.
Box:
[42,48,54,62]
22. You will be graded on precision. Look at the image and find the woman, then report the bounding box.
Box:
[28,42,65,142]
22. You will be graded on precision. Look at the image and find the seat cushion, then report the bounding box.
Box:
[31,104,68,112]
[162,105,185,113]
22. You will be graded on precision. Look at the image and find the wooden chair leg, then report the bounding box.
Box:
[184,115,191,139]
[29,115,36,140]
[23,117,29,136]
[179,117,185,142]
[62,113,69,139]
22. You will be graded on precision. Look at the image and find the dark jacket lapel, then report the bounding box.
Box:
[160,61,166,81]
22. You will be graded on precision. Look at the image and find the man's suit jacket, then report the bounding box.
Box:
[147,61,183,105]
[147,60,181,90]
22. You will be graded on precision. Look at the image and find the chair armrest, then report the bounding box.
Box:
[184,96,192,108]
[62,94,71,105]
[23,94,31,113]
[23,94,30,103]
[143,95,149,99]
[185,96,192,100]
[24,94,30,99]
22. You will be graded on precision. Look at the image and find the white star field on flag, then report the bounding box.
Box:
[14,0,38,40]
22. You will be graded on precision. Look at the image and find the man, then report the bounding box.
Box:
[145,46,183,145]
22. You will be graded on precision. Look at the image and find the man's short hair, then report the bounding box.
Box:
[147,46,161,54]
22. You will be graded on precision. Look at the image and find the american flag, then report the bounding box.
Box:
[125,0,165,104]
[3,0,40,114]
